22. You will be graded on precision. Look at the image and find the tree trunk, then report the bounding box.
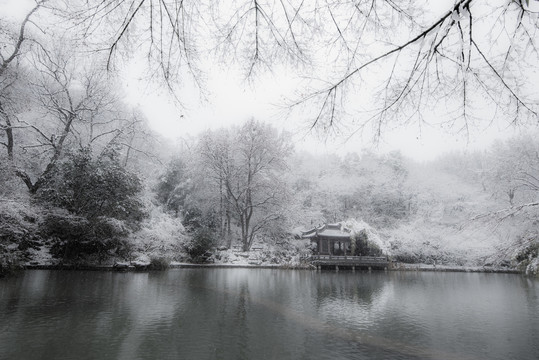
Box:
[15,113,75,194]
[219,176,224,239]
[0,103,14,161]
[508,188,515,206]
[226,204,232,248]
[14,169,36,192]
[240,215,249,252]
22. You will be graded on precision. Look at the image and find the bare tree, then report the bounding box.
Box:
[199,119,292,251]
[0,1,47,78]
[1,0,47,161]
[284,0,539,139]
[7,44,143,193]
[68,0,538,138]
[199,130,234,245]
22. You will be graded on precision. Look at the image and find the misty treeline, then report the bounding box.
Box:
[155,130,539,267]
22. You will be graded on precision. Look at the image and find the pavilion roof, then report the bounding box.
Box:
[301,223,351,239]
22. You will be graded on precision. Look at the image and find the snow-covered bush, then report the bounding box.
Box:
[514,238,539,276]
[0,252,20,277]
[37,147,146,225]
[343,218,388,254]
[30,148,147,262]
[0,199,43,267]
[40,210,131,261]
[0,202,38,245]
[183,228,215,263]
[526,257,539,277]
[148,255,172,270]
[130,207,187,260]
[352,229,383,256]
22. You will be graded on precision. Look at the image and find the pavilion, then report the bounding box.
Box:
[301,223,352,256]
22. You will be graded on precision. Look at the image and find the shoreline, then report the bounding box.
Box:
[392,263,521,274]
[20,262,523,274]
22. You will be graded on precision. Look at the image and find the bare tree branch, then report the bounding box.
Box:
[0,1,47,78]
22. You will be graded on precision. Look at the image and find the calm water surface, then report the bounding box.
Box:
[1,269,538,360]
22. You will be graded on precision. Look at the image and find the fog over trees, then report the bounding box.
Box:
[1,0,538,275]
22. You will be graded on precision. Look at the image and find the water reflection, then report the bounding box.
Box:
[1,270,538,360]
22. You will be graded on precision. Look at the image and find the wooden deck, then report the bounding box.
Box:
[310,255,389,269]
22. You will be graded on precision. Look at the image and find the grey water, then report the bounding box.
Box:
[1,269,538,360]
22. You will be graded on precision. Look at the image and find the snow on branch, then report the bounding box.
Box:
[471,202,539,222]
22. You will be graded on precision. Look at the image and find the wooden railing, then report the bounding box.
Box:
[309,255,389,265]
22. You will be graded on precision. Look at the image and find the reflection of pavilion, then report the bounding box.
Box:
[302,223,389,270]
[301,223,352,256]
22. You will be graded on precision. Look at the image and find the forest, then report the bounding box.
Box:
[1,1,538,276]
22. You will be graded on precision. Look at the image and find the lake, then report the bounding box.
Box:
[1,269,538,360]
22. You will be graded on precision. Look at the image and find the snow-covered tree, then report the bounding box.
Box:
[199,119,293,251]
